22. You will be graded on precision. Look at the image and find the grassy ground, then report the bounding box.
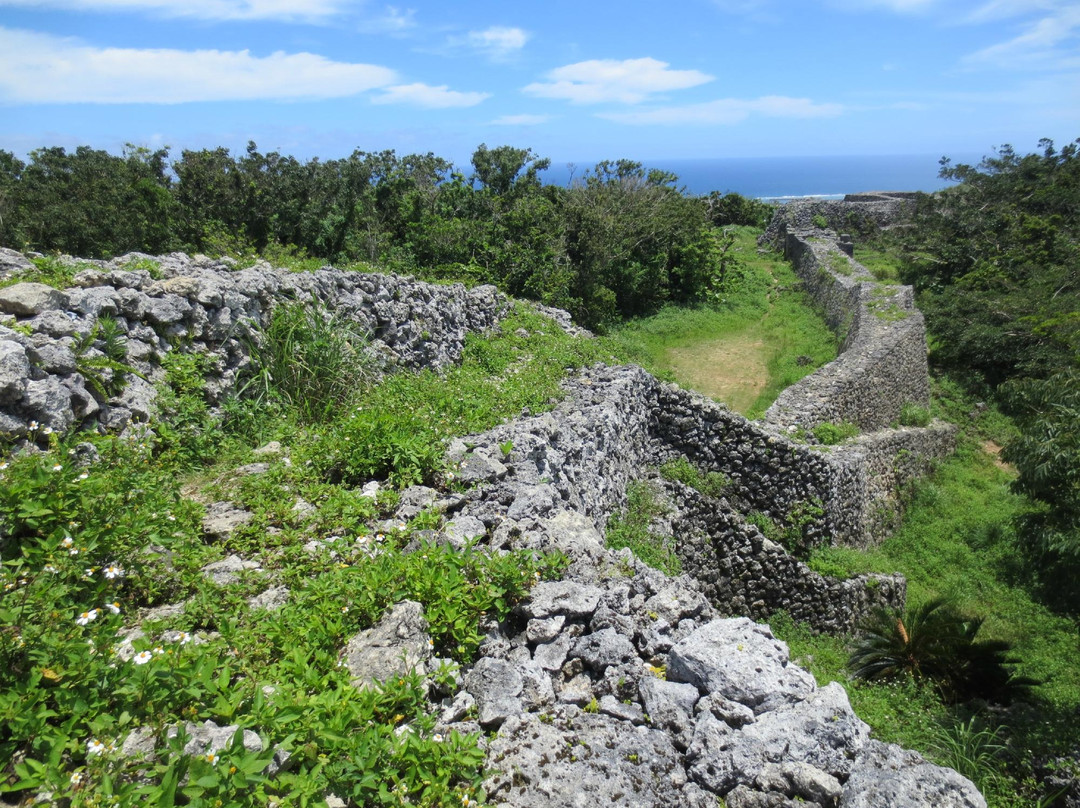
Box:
[771,374,1080,807]
[604,226,838,417]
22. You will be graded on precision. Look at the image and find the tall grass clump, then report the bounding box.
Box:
[245,301,374,423]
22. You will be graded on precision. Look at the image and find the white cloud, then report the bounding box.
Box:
[0,0,352,20]
[0,27,398,103]
[491,113,550,125]
[372,82,490,108]
[467,26,529,59]
[600,95,844,125]
[358,5,416,33]
[963,4,1080,69]
[523,58,713,105]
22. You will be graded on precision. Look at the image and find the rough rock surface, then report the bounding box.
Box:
[341,600,433,689]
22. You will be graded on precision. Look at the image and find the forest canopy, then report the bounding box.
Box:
[0,142,773,331]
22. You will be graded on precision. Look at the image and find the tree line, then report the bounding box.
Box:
[893,137,1080,607]
[0,142,774,330]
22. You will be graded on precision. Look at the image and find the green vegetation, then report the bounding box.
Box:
[771,376,1080,807]
[659,456,730,498]
[0,305,608,806]
[0,142,773,332]
[605,226,838,415]
[898,402,931,427]
[886,137,1080,606]
[604,480,681,576]
[852,243,902,284]
[811,420,859,445]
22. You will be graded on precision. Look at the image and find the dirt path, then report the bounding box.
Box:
[663,267,777,414]
[665,333,770,414]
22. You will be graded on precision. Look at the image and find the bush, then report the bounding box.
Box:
[848,598,1034,704]
[812,421,860,445]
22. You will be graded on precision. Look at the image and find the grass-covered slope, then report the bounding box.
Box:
[0,305,613,807]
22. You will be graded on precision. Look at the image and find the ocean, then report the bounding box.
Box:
[543,153,980,200]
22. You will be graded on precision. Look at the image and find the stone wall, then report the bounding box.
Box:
[446,363,905,628]
[0,250,507,438]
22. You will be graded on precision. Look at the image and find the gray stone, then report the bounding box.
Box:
[0,341,29,403]
[598,694,645,724]
[533,634,571,671]
[444,515,486,545]
[757,761,842,806]
[526,615,565,645]
[686,683,869,794]
[27,341,76,374]
[202,501,254,541]
[570,627,637,671]
[557,673,594,706]
[726,785,805,808]
[668,618,816,711]
[463,657,523,729]
[484,711,716,808]
[342,600,432,689]
[517,659,556,711]
[457,450,507,483]
[524,580,603,620]
[248,585,290,611]
[22,376,74,432]
[395,485,438,519]
[167,719,262,756]
[507,484,557,521]
[201,554,261,586]
[0,248,33,277]
[0,283,69,317]
[639,676,700,747]
[842,740,987,808]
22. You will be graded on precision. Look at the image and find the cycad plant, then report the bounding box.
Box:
[848,598,1035,704]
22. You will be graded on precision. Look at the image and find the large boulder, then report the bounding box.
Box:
[667,617,816,712]
[842,740,987,808]
[484,710,716,808]
[0,282,69,317]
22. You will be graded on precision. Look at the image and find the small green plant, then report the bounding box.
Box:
[605,480,681,576]
[928,717,1008,789]
[72,316,142,400]
[848,598,1035,704]
[812,421,859,445]
[899,403,931,427]
[499,440,514,459]
[811,213,830,229]
[659,456,729,498]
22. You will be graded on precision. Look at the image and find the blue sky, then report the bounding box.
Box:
[0,0,1077,164]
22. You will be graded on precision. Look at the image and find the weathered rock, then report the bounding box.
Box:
[342,600,432,689]
[463,657,523,729]
[0,248,33,278]
[201,554,261,586]
[202,501,254,541]
[638,676,700,749]
[484,711,716,808]
[248,585,290,611]
[668,618,816,712]
[757,761,842,806]
[523,581,603,620]
[0,283,69,317]
[570,628,638,671]
[686,683,869,794]
[842,740,988,808]
[0,341,29,404]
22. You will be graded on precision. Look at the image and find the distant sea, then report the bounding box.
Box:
[544,153,980,200]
